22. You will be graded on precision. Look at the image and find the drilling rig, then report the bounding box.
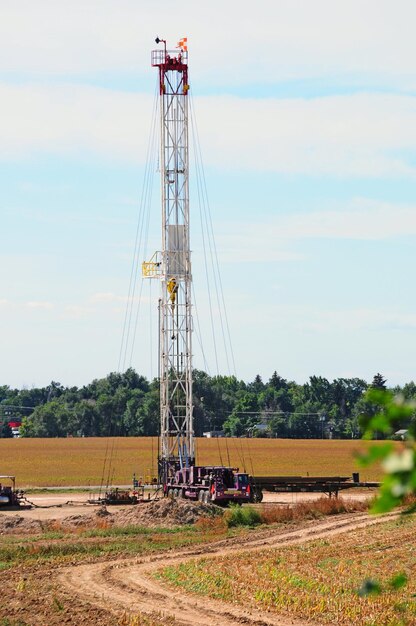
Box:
[143,38,251,505]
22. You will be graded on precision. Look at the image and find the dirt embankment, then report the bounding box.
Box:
[0,498,222,535]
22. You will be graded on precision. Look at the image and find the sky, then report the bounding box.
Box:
[1,0,415,389]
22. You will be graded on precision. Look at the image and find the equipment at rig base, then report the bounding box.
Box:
[0,475,25,508]
[103,486,145,505]
[166,465,252,506]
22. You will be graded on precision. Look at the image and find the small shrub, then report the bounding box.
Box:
[52,596,64,612]
[225,505,262,528]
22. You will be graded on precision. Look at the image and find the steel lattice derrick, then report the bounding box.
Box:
[144,40,194,477]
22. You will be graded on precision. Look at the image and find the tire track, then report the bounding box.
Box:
[58,511,398,626]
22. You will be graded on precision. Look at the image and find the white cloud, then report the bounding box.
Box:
[26,301,54,309]
[0,83,152,162]
[281,199,416,240]
[297,308,416,333]
[196,94,416,177]
[1,84,416,179]
[1,1,416,90]
[61,305,96,319]
[218,199,416,262]
[89,292,147,305]
[90,292,123,303]
[233,301,416,335]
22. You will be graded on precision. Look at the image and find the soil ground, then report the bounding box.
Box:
[0,487,374,522]
[0,489,382,626]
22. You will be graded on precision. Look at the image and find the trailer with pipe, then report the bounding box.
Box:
[249,473,379,501]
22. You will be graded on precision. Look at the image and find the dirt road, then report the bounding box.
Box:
[58,510,395,626]
[0,488,373,521]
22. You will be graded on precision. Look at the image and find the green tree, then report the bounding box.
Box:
[95,394,119,436]
[135,385,159,436]
[268,371,288,392]
[331,378,368,437]
[72,400,99,436]
[400,381,416,400]
[223,391,259,436]
[123,389,146,435]
[0,421,13,438]
[21,401,74,437]
[371,373,387,390]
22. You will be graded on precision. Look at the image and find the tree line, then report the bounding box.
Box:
[0,369,415,439]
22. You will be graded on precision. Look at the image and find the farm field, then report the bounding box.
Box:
[0,437,389,487]
[156,515,416,626]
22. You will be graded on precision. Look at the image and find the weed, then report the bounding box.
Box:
[40,531,65,540]
[195,515,226,534]
[52,596,64,611]
[225,505,262,527]
[118,611,179,625]
[80,524,196,538]
[45,520,63,533]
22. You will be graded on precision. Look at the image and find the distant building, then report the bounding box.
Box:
[246,423,270,437]
[203,430,225,438]
[394,429,408,440]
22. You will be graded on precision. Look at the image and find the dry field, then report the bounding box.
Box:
[156,515,416,626]
[0,437,388,487]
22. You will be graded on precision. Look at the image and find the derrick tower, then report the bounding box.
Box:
[143,37,194,480]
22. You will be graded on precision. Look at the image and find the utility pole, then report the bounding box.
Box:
[143,37,194,483]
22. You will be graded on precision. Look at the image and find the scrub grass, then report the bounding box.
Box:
[0,522,223,571]
[260,496,369,524]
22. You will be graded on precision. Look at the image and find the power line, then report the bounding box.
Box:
[0,405,36,411]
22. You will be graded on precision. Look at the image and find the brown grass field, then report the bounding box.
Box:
[157,516,416,626]
[0,437,391,487]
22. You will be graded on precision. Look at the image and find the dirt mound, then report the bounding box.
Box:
[111,497,222,527]
[0,514,43,534]
[0,499,222,534]
[55,498,222,530]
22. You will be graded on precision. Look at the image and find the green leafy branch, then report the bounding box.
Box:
[358,389,416,513]
[358,572,408,597]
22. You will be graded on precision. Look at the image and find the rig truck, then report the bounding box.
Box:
[165,465,251,505]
